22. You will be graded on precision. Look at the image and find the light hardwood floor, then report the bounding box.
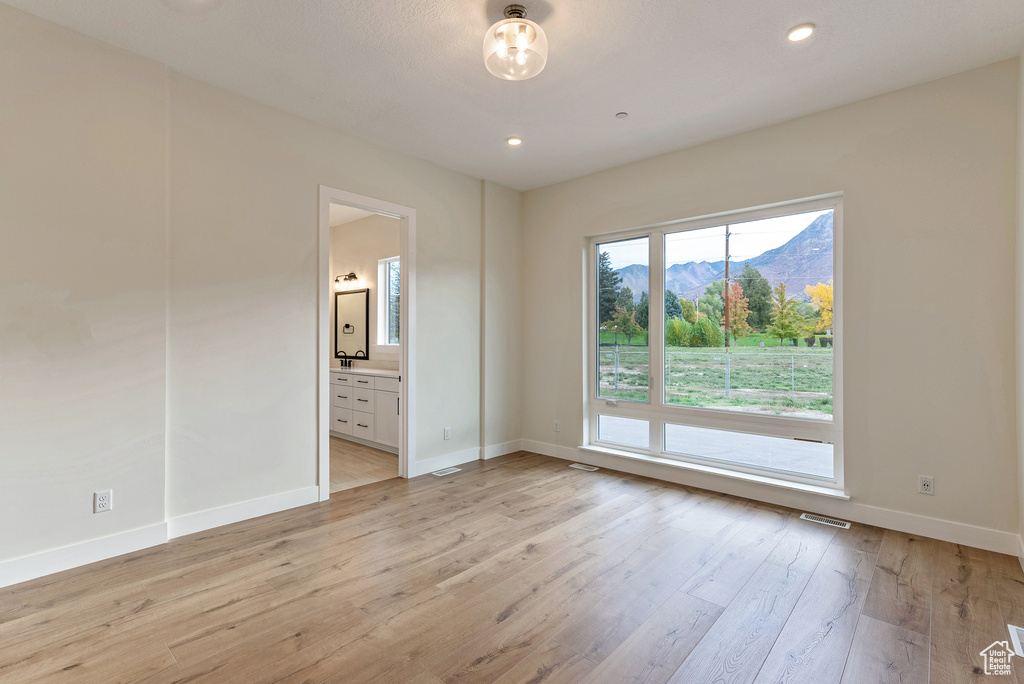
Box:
[329,436,399,493]
[2,451,1023,683]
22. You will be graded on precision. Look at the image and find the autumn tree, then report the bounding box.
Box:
[766,282,807,345]
[804,280,834,333]
[721,282,752,343]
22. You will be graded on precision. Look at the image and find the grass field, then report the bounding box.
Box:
[598,341,833,418]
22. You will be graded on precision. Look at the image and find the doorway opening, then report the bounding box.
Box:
[318,187,416,500]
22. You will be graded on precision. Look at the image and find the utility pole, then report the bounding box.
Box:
[724,224,730,348]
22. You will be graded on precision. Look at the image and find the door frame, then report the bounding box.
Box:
[318,186,416,501]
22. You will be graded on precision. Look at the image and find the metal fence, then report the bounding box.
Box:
[598,348,833,415]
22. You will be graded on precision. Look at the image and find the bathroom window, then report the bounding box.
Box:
[377,256,400,346]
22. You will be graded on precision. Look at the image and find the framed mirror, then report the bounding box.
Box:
[335,289,369,361]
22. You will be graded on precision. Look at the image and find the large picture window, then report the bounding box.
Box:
[588,197,842,489]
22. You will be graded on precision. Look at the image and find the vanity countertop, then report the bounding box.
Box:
[331,367,400,379]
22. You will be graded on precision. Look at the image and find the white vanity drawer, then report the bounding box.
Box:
[375,376,400,393]
[352,375,375,389]
[353,387,375,412]
[352,411,374,440]
[331,387,352,409]
[330,407,353,435]
[331,372,352,386]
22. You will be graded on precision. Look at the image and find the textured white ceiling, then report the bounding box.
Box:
[329,204,375,228]
[6,0,1024,190]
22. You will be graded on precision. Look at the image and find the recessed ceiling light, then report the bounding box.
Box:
[787,23,815,42]
[506,137,523,146]
[615,112,629,119]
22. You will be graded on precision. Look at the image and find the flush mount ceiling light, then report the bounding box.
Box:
[483,4,548,81]
[787,23,815,42]
[506,136,523,146]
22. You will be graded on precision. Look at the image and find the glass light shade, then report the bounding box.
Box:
[483,17,547,80]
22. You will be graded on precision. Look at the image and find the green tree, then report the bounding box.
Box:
[635,291,649,329]
[699,281,724,324]
[615,286,635,314]
[598,251,621,325]
[680,298,697,324]
[664,289,684,321]
[610,307,642,345]
[735,265,771,331]
[766,282,807,345]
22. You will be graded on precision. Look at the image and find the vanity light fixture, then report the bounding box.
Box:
[334,272,358,291]
[787,23,815,42]
[483,4,548,81]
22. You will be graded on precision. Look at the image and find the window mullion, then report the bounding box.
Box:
[648,232,665,453]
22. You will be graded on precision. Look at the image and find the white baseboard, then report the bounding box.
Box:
[167,486,320,539]
[408,446,480,478]
[481,439,523,460]
[0,523,168,589]
[521,439,1019,556]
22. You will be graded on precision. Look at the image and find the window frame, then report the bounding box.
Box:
[376,255,400,349]
[585,194,844,492]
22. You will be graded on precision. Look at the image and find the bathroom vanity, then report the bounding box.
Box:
[329,367,400,452]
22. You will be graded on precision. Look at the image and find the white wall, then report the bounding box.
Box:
[0,3,496,570]
[330,214,401,367]
[0,9,168,561]
[482,181,524,452]
[522,60,1020,539]
[165,71,483,518]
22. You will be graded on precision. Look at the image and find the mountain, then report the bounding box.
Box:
[612,212,833,302]
[617,264,649,303]
[666,261,725,297]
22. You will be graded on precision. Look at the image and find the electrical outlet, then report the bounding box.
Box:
[94,490,113,513]
[918,475,934,495]
[443,427,452,440]
[554,421,560,433]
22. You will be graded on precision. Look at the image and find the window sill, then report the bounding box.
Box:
[578,444,849,500]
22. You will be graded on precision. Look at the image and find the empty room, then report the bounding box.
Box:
[3,1,1024,682]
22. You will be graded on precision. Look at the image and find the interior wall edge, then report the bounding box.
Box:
[480,439,524,460]
[407,446,480,478]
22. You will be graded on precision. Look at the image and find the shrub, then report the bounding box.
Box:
[665,318,691,347]
[689,317,724,347]
[804,335,817,347]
